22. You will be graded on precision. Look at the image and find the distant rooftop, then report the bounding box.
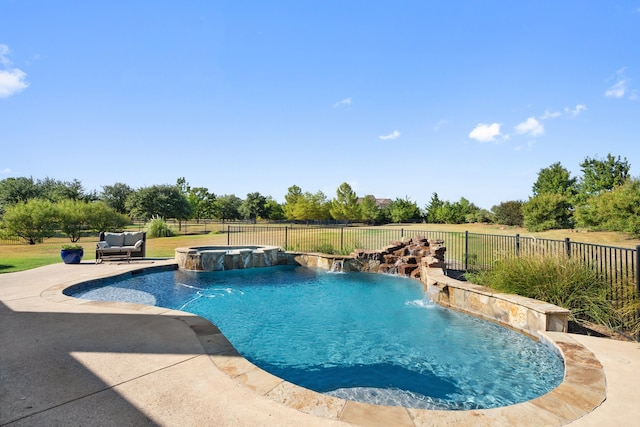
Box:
[357,197,392,208]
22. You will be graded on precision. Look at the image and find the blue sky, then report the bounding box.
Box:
[1,1,639,210]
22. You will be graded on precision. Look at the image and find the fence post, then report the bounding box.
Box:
[636,245,640,342]
[401,228,404,239]
[285,226,288,250]
[227,225,230,245]
[340,226,344,252]
[464,231,469,271]
[515,234,520,257]
[636,245,640,295]
[565,237,571,258]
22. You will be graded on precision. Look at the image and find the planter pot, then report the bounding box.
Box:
[61,248,84,264]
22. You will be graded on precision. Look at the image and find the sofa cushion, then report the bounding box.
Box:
[123,232,144,246]
[100,247,126,253]
[104,232,125,247]
[97,241,109,249]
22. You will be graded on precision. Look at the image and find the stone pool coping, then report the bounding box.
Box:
[23,262,611,426]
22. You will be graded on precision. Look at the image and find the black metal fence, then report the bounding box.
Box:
[227,225,640,336]
[2,222,637,336]
[0,219,236,245]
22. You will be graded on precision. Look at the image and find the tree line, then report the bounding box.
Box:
[1,153,638,243]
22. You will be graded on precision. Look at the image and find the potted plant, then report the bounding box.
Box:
[61,244,84,264]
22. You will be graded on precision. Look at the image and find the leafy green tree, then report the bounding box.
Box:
[55,199,89,242]
[283,188,331,223]
[329,182,360,222]
[466,208,493,223]
[239,192,267,223]
[424,192,444,223]
[283,185,303,220]
[425,195,481,224]
[187,187,216,222]
[290,191,331,222]
[388,197,422,223]
[522,193,573,232]
[532,162,577,197]
[438,201,461,224]
[0,177,39,213]
[84,202,129,233]
[264,197,285,221]
[176,176,190,194]
[574,178,640,237]
[125,185,191,221]
[37,177,91,202]
[308,191,331,221]
[56,200,130,242]
[378,203,392,224]
[491,200,524,226]
[100,182,134,214]
[359,195,382,225]
[452,197,480,224]
[0,199,58,244]
[578,154,630,197]
[214,194,243,221]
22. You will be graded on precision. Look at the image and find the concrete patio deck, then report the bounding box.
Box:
[1,260,638,426]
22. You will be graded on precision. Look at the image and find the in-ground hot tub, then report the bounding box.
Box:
[175,245,281,271]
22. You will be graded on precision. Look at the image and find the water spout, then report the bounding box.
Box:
[426,285,440,303]
[239,249,252,268]
[330,259,344,273]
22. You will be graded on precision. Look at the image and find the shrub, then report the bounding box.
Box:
[0,199,58,244]
[574,178,640,238]
[465,254,620,329]
[522,193,573,231]
[491,200,524,226]
[61,244,84,250]
[617,296,640,338]
[145,216,174,238]
[56,200,130,242]
[312,243,336,254]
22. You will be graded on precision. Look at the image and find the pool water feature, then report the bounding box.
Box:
[67,265,564,411]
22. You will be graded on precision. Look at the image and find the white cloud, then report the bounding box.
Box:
[468,123,501,142]
[379,130,400,140]
[0,69,29,98]
[605,68,634,99]
[605,80,627,98]
[539,104,587,121]
[540,109,562,119]
[2,168,12,174]
[333,97,352,108]
[565,104,587,117]
[515,117,544,137]
[0,44,29,98]
[0,44,10,66]
[433,118,449,131]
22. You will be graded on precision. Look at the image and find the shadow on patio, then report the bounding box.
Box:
[0,300,220,426]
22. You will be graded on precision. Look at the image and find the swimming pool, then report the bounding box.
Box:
[66,265,564,410]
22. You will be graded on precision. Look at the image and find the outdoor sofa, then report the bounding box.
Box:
[95,231,146,263]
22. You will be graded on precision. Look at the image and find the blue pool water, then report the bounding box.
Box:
[67,265,564,410]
